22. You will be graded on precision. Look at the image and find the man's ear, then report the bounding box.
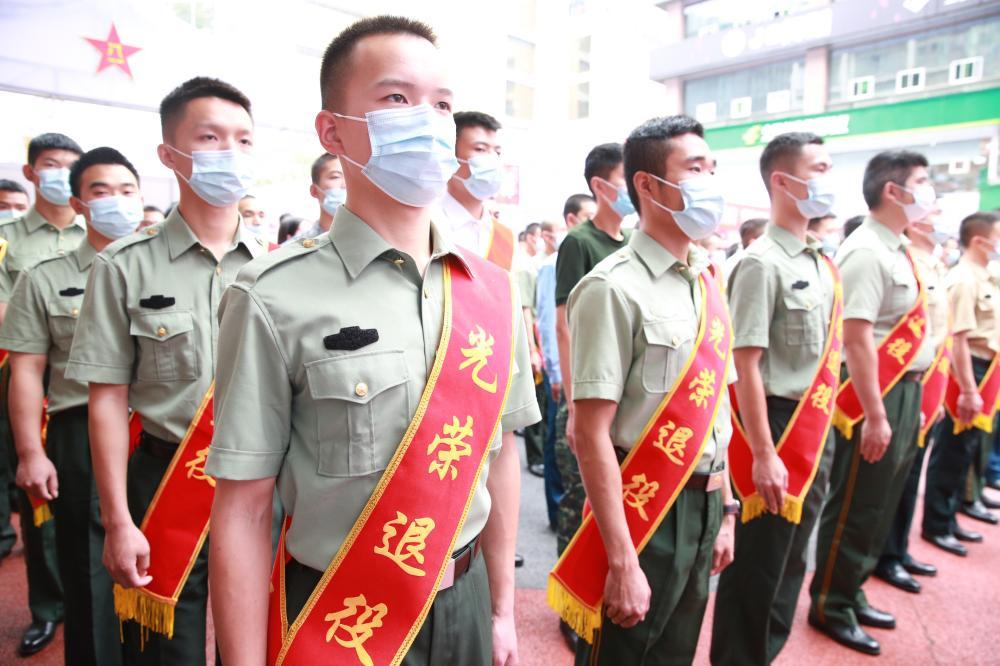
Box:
[69,196,87,217]
[22,164,36,185]
[315,111,347,157]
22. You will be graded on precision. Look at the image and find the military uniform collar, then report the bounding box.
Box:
[864,216,905,251]
[331,206,472,279]
[629,229,708,282]
[74,238,98,270]
[959,255,990,280]
[23,206,84,233]
[767,223,820,257]
[163,206,260,261]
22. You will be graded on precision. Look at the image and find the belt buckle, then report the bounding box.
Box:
[439,558,456,591]
[706,472,724,492]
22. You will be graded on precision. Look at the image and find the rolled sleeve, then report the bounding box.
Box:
[501,285,542,433]
[65,255,134,384]
[569,276,633,403]
[206,285,292,480]
[728,255,774,349]
[949,279,977,336]
[0,270,51,354]
[839,247,884,323]
[555,236,585,306]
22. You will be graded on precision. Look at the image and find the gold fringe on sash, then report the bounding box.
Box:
[113,585,176,640]
[740,494,805,525]
[831,408,856,440]
[32,503,53,527]
[954,412,995,435]
[547,576,602,643]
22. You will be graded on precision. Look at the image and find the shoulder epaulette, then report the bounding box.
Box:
[236,234,327,288]
[101,224,162,258]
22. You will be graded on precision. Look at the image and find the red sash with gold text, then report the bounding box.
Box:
[945,353,1000,434]
[485,217,514,271]
[268,253,516,666]
[832,250,927,439]
[113,389,216,638]
[547,270,732,643]
[918,332,953,446]
[729,255,843,524]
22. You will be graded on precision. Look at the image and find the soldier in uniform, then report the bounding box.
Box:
[65,78,263,665]
[0,132,84,656]
[1,147,144,666]
[286,153,346,243]
[711,132,838,665]
[206,17,538,665]
[0,179,30,221]
[808,151,937,656]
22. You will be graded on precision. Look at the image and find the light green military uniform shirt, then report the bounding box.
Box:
[836,216,935,371]
[0,239,94,414]
[204,207,541,572]
[947,256,1000,361]
[0,207,86,303]
[911,246,948,351]
[65,208,264,442]
[728,224,836,400]
[567,230,733,474]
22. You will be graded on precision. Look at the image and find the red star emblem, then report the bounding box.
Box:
[84,23,141,78]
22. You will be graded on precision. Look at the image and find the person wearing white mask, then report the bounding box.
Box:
[63,77,265,665]
[556,115,735,665]
[0,146,144,666]
[438,111,516,269]
[287,153,347,244]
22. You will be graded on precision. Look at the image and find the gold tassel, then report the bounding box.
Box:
[779,496,804,524]
[114,585,176,639]
[32,503,53,527]
[740,494,804,525]
[831,410,855,440]
[546,575,602,645]
[917,429,927,448]
[740,496,768,523]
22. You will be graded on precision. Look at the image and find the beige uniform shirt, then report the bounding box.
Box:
[204,207,540,572]
[947,257,1000,361]
[65,208,263,442]
[727,224,836,400]
[911,246,949,351]
[567,230,733,474]
[0,207,86,303]
[836,217,935,372]
[0,240,94,414]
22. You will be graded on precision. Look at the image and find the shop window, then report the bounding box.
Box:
[896,67,925,92]
[949,56,983,84]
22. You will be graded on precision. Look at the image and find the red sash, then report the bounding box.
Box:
[269,253,516,665]
[485,217,514,271]
[547,269,732,643]
[729,255,843,524]
[945,354,1000,434]
[832,250,927,439]
[918,333,953,446]
[113,388,216,638]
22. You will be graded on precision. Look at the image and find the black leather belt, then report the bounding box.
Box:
[138,431,180,459]
[615,446,723,492]
[440,533,482,591]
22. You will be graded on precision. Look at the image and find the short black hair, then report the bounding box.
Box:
[69,147,140,198]
[808,214,836,231]
[843,215,865,239]
[143,204,164,215]
[277,216,303,244]
[584,143,624,197]
[563,193,595,219]
[758,132,824,195]
[739,218,768,246]
[524,222,540,235]
[862,150,929,210]
[320,16,437,111]
[959,212,1000,249]
[623,115,703,214]
[0,179,27,195]
[159,76,252,140]
[311,153,340,186]
[27,133,83,167]
[454,111,502,142]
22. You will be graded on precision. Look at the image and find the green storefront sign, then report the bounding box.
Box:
[706,87,1000,150]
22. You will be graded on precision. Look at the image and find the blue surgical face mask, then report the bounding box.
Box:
[321,188,347,216]
[600,178,635,217]
[0,209,17,220]
[458,152,504,201]
[646,174,726,241]
[930,230,950,244]
[780,172,836,219]
[37,167,72,206]
[335,104,459,208]
[84,195,143,239]
[168,146,255,207]
[821,237,839,256]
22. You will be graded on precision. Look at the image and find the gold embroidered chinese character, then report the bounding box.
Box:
[427,416,474,481]
[939,356,950,377]
[184,447,215,488]
[709,317,727,360]
[688,369,717,409]
[374,511,436,577]
[325,595,388,666]
[459,326,498,393]
[811,383,833,415]
[622,474,659,521]
[653,420,694,466]
[825,349,841,377]
[887,338,912,365]
[907,316,925,339]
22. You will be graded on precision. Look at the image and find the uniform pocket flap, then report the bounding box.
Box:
[48,299,81,319]
[643,319,692,350]
[306,349,409,405]
[129,311,195,342]
[782,290,818,312]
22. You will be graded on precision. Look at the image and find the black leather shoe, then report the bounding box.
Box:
[953,525,984,543]
[514,553,524,568]
[874,562,920,593]
[902,557,937,577]
[528,463,545,478]
[17,620,57,657]
[981,494,1000,510]
[959,501,998,524]
[856,605,896,629]
[559,620,579,652]
[808,615,880,656]
[922,532,968,556]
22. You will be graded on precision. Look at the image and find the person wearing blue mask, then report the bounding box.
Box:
[238,194,267,239]
[0,179,30,223]
[64,77,265,666]
[809,213,841,256]
[0,146,144,666]
[287,153,347,244]
[0,131,83,658]
[205,16,539,666]
[438,111,515,270]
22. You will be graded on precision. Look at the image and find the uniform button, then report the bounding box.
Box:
[146,228,159,236]
[302,239,315,248]
[57,250,65,256]
[423,287,430,298]
[671,336,681,346]
[355,382,369,397]
[215,265,222,275]
[157,326,167,338]
[70,308,79,318]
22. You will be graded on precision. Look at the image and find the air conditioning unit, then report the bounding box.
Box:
[895,67,925,93]
[949,56,983,85]
[730,96,752,119]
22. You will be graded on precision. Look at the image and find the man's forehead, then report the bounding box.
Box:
[352,33,449,89]
[83,163,137,185]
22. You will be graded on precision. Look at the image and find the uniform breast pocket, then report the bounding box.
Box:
[47,301,80,352]
[890,265,917,313]
[306,349,410,478]
[642,318,694,393]
[129,311,199,382]
[783,290,824,346]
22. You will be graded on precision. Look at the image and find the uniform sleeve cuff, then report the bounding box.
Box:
[573,381,622,402]
[0,337,49,354]
[733,332,769,349]
[501,401,542,433]
[63,361,132,384]
[841,309,876,323]
[205,446,285,480]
